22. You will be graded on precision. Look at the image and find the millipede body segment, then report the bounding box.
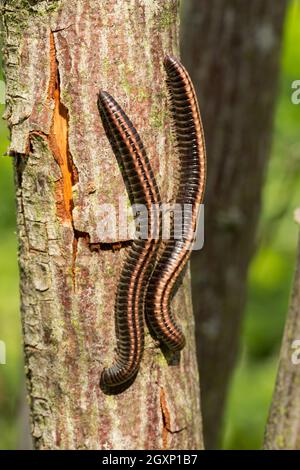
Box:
[98,92,161,388]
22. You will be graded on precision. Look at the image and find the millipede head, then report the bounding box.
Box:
[163,55,181,74]
[97,90,115,116]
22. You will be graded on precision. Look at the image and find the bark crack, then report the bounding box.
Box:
[90,241,133,252]
[48,31,81,290]
[48,32,78,224]
[160,387,171,449]
[160,387,187,449]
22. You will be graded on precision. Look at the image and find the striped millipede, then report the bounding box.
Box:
[98,55,206,388]
[144,55,206,351]
[98,92,161,388]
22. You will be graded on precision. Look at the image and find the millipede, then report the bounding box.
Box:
[98,55,206,388]
[98,91,161,388]
[144,55,206,351]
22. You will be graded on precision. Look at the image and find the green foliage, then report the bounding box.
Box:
[0,236,22,449]
[0,88,22,450]
[222,0,300,449]
[223,355,278,450]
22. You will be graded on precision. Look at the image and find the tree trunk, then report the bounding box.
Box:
[264,221,300,450]
[181,0,287,448]
[2,0,203,450]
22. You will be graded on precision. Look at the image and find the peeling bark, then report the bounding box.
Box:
[1,0,203,450]
[264,227,300,450]
[181,0,288,448]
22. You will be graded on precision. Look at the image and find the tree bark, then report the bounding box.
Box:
[1,0,203,450]
[181,0,288,448]
[264,218,300,450]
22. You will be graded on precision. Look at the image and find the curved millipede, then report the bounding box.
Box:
[144,55,206,351]
[98,92,161,388]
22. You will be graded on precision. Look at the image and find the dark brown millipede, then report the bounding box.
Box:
[144,55,206,351]
[98,55,206,388]
[98,92,161,388]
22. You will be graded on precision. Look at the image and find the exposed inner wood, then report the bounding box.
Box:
[48,32,78,223]
[47,32,81,289]
[160,387,171,449]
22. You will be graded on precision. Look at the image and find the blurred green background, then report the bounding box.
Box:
[223,0,300,449]
[0,1,300,450]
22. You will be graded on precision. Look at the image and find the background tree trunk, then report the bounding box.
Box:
[264,218,300,450]
[181,0,288,448]
[2,0,203,450]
